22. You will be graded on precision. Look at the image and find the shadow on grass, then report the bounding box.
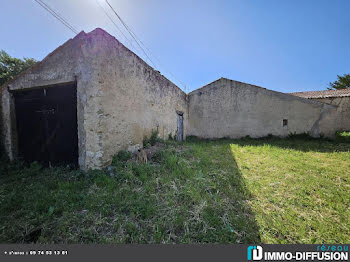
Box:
[184,141,262,243]
[223,144,261,243]
[2,136,349,243]
[0,143,262,244]
[183,135,350,243]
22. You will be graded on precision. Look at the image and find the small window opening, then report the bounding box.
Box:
[283,119,288,127]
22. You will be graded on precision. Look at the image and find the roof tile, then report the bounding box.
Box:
[289,89,350,99]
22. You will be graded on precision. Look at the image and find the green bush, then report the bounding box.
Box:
[143,130,159,147]
[112,150,132,166]
[335,131,350,142]
[150,130,159,145]
[151,150,165,163]
[287,132,314,140]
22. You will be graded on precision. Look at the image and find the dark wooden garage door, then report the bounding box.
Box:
[14,83,78,167]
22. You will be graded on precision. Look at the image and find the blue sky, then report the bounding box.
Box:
[1,0,349,93]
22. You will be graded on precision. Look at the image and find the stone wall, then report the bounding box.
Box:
[88,29,188,167]
[1,28,187,170]
[1,32,91,168]
[311,97,350,131]
[187,78,341,139]
[1,28,345,170]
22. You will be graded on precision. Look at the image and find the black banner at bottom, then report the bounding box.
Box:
[0,244,348,262]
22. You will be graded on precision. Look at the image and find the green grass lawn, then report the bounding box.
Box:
[0,136,349,244]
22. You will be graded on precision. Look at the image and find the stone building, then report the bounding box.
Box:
[0,28,346,170]
[187,78,342,139]
[290,89,350,131]
[1,28,187,170]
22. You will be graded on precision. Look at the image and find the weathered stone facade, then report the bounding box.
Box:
[290,89,350,132]
[187,78,342,139]
[0,28,347,170]
[89,29,188,167]
[1,29,187,170]
[313,97,350,131]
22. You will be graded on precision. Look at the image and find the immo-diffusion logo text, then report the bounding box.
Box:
[247,246,263,260]
[247,245,349,261]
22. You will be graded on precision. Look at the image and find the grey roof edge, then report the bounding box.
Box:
[289,90,350,99]
[86,28,187,97]
[1,28,187,97]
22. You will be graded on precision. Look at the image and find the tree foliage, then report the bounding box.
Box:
[0,50,37,87]
[329,73,350,90]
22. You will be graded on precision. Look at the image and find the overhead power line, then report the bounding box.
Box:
[95,0,135,50]
[104,0,187,91]
[137,41,188,91]
[34,0,78,34]
[34,0,187,91]
[104,0,157,68]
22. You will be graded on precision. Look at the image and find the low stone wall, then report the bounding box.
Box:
[187,78,341,139]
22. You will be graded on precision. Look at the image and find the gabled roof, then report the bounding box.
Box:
[189,77,267,95]
[1,28,186,95]
[290,89,350,99]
